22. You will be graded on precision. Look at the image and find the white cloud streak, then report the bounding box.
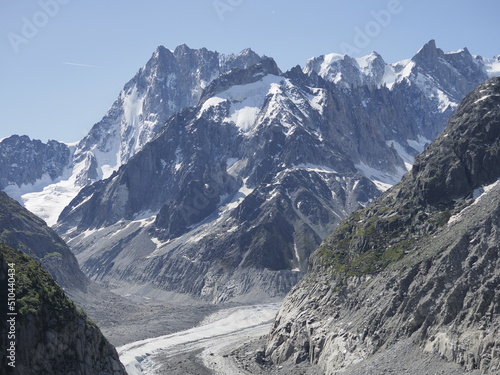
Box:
[63,62,100,68]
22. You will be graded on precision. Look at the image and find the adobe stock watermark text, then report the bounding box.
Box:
[340,0,414,55]
[213,0,243,21]
[6,263,17,368]
[7,0,72,54]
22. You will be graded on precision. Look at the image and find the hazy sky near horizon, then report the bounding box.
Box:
[1,0,499,143]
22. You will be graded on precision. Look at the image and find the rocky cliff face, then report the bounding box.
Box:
[264,77,500,374]
[0,190,87,292]
[3,45,263,226]
[0,245,126,375]
[73,44,264,185]
[0,135,71,190]
[52,42,496,304]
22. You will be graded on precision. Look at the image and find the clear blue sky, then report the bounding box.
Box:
[1,0,499,143]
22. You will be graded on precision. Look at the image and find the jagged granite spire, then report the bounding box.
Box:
[74,44,264,185]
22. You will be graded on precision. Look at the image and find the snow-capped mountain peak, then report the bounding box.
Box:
[73,44,265,180]
[304,51,386,87]
[200,74,284,133]
[3,41,494,229]
[3,45,264,225]
[482,55,500,77]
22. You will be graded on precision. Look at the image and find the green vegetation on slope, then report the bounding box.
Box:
[0,244,93,324]
[315,199,459,277]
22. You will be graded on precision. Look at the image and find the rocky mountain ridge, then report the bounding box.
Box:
[0,245,126,375]
[2,45,263,226]
[2,41,498,227]
[52,42,497,303]
[73,45,263,184]
[264,77,500,374]
[0,135,71,191]
[0,190,87,292]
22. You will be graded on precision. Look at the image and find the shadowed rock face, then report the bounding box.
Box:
[265,77,500,374]
[0,245,126,375]
[0,190,87,292]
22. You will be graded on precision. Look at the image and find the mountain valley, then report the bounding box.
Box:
[1,40,499,374]
[11,40,496,303]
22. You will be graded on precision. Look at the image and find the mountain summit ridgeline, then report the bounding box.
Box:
[1,41,499,304]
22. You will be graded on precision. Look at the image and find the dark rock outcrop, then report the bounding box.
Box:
[0,190,87,292]
[0,245,126,375]
[408,77,500,204]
